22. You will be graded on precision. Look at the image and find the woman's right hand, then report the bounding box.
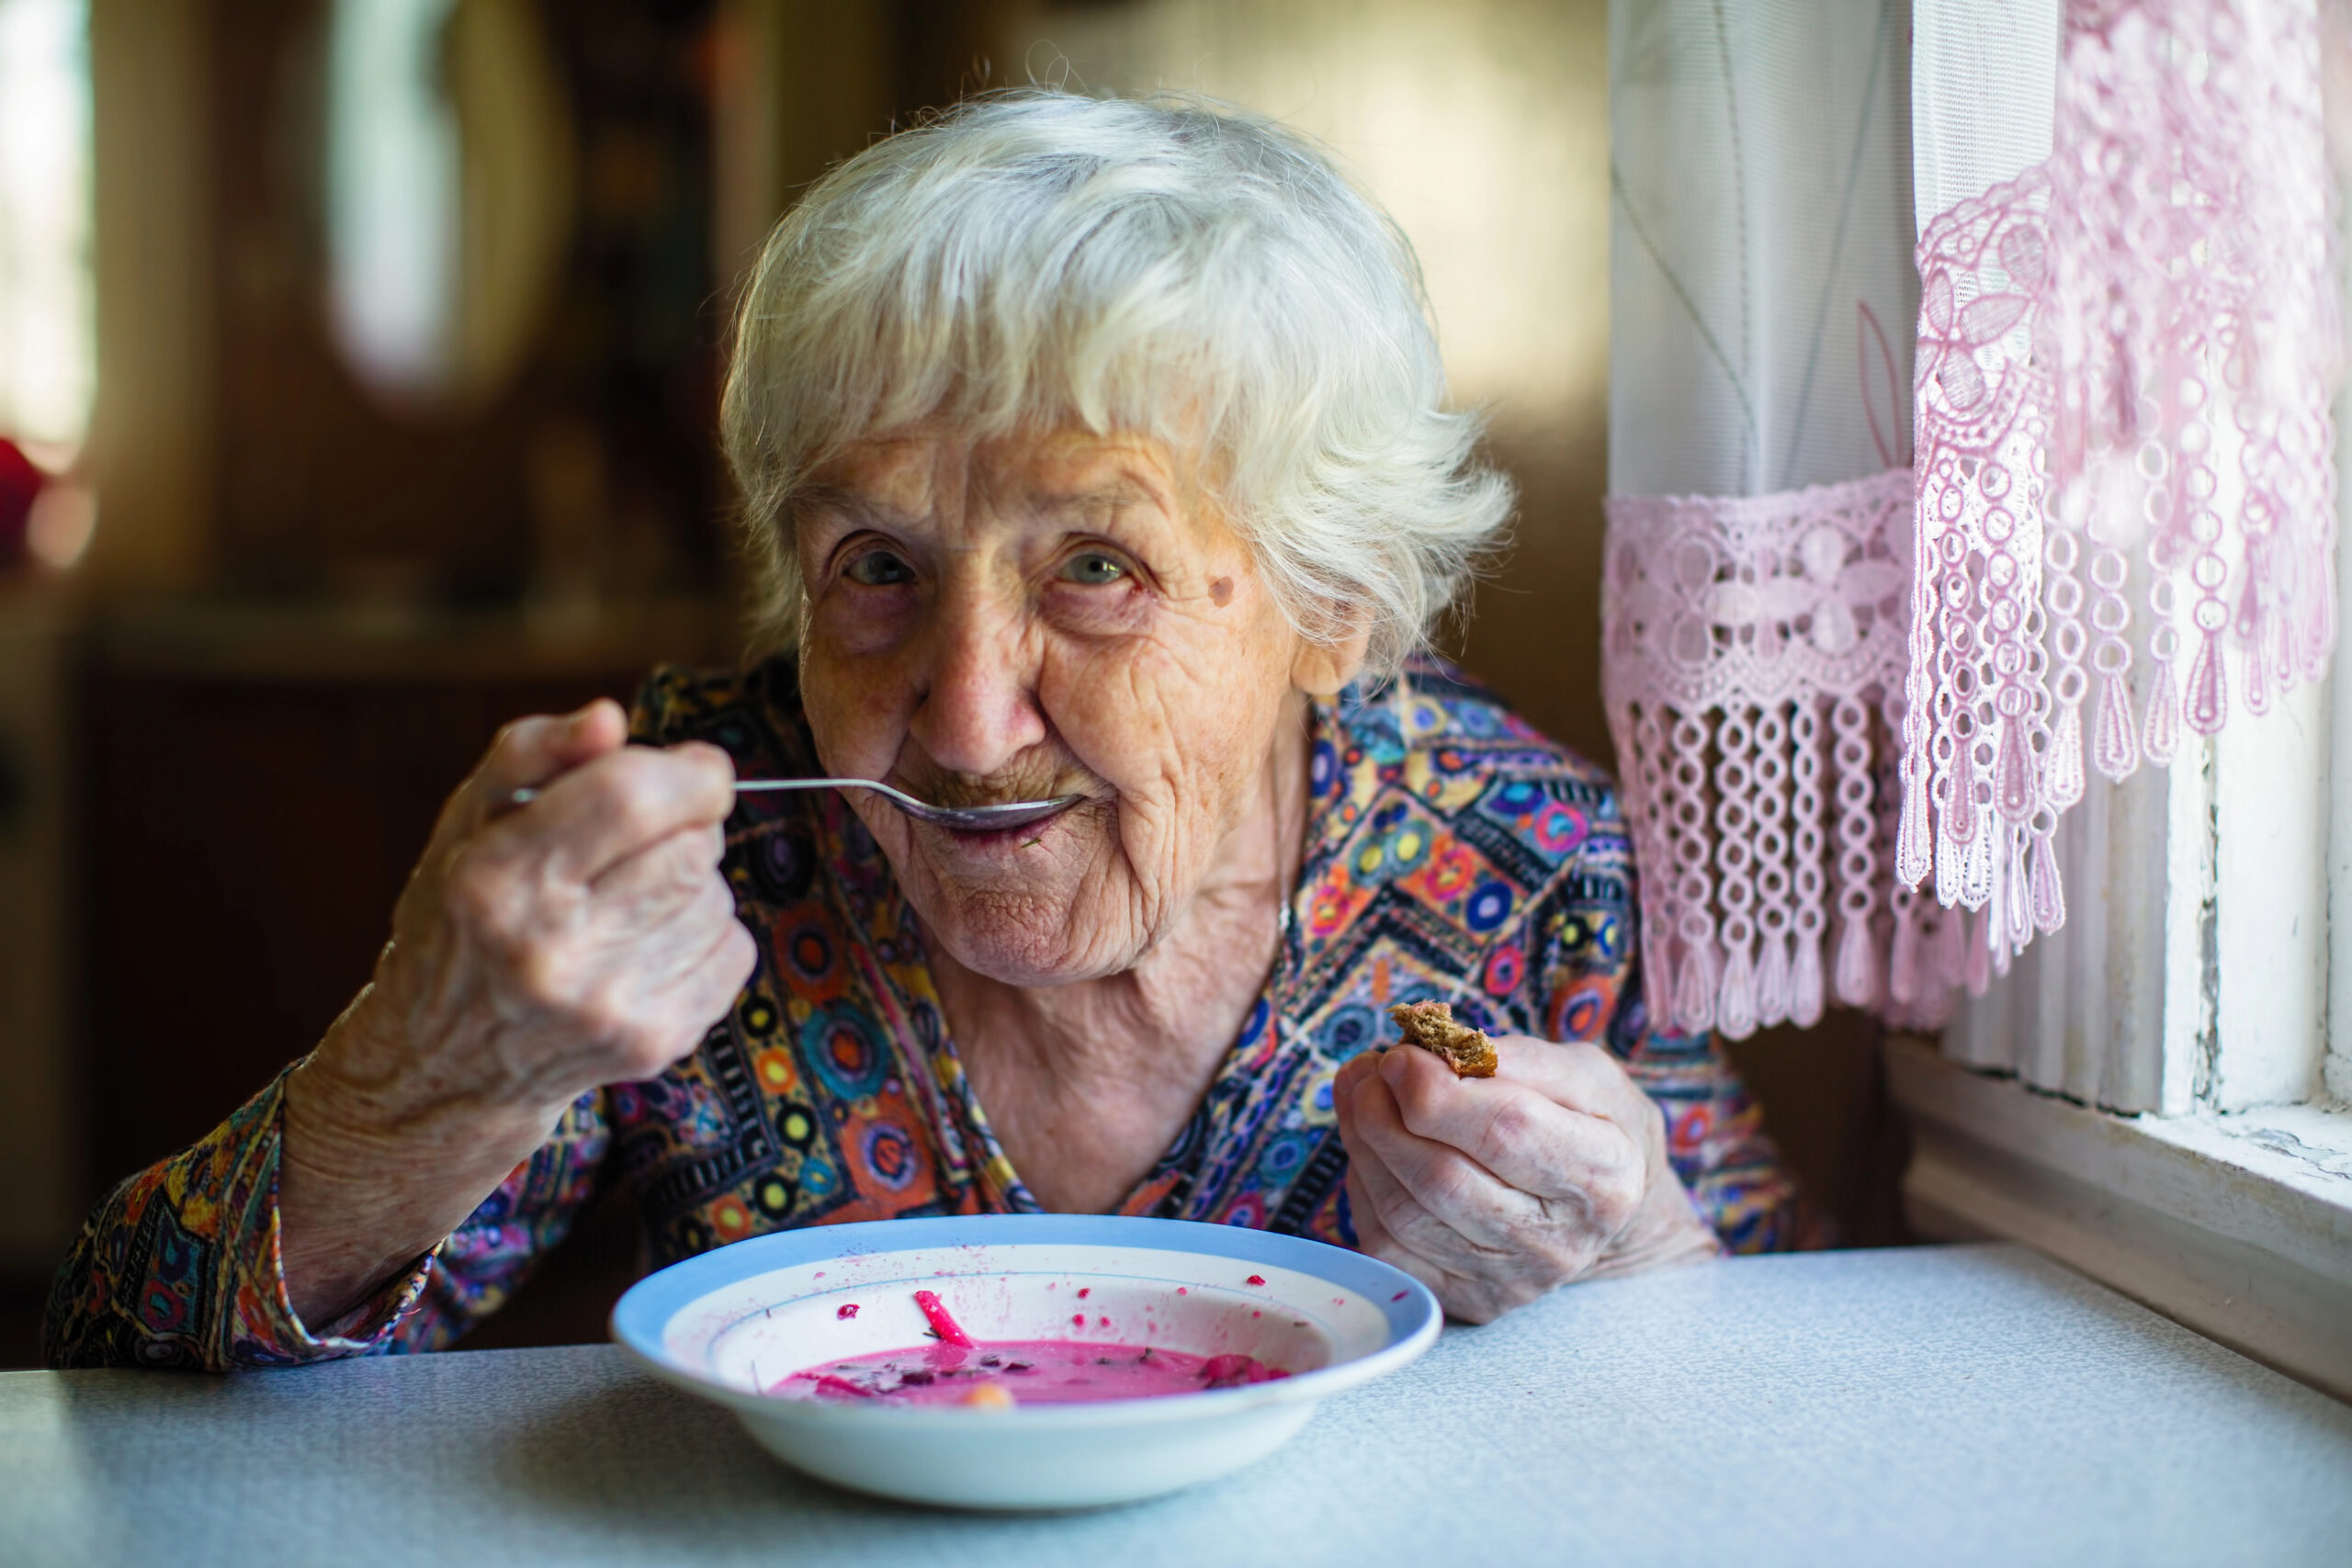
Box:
[277,699,757,1328]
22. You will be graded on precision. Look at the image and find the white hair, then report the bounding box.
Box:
[720,89,1512,675]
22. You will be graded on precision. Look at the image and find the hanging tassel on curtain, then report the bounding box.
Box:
[1788,694,1828,1028]
[1602,470,1917,1039]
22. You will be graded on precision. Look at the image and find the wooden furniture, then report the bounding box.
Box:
[76,599,732,1214]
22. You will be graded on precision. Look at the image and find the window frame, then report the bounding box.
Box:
[1893,173,2352,1396]
[1895,649,2352,1397]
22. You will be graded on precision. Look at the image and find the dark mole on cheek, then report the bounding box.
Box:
[1210,577,1233,606]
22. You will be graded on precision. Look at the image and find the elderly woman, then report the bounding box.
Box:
[47,93,1800,1370]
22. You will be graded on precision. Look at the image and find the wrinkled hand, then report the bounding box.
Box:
[324,698,756,1119]
[281,700,757,1324]
[1333,1034,1720,1323]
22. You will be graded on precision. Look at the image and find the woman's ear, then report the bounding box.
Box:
[1291,621,1373,698]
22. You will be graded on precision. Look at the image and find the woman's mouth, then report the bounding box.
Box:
[946,796,1084,840]
[926,795,1097,854]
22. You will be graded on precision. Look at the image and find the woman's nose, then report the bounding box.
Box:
[906,581,1047,780]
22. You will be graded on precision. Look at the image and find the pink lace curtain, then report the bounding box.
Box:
[1602,0,2340,1036]
[1604,471,1953,1036]
[1899,0,2339,989]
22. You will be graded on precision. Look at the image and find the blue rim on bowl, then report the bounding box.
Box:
[611,1215,1444,1506]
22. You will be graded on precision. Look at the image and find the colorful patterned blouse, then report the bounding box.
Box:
[45,657,1804,1370]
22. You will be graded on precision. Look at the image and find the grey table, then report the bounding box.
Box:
[3,1245,2347,1567]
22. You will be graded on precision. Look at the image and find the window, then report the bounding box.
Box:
[0,0,94,567]
[1894,637,2352,1397]
[324,0,573,414]
[1878,0,2352,1404]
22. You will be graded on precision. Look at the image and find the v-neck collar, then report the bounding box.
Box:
[809,698,1348,1220]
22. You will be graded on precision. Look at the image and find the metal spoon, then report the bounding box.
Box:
[505,777,1085,833]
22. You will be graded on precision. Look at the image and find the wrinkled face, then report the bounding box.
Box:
[793,427,1342,986]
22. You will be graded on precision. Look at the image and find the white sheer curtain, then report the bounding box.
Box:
[1609,0,1915,495]
[1603,0,1932,1040]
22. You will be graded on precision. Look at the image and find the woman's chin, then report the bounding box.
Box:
[927,900,1147,987]
[889,806,1166,984]
[911,863,1157,987]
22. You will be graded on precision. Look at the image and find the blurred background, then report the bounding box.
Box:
[0,0,1904,1364]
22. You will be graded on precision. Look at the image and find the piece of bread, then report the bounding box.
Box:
[1387,1000,1498,1077]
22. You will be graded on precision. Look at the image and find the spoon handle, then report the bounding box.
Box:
[504,777,906,807]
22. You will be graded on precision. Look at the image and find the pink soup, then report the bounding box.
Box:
[772,1338,1290,1407]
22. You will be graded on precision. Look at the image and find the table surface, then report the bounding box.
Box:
[4,1245,2347,1568]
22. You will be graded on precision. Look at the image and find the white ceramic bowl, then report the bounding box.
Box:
[610,1213,1442,1510]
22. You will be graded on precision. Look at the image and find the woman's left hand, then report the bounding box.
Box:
[1332,1033,1722,1322]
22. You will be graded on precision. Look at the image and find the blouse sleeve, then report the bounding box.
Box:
[41,676,724,1371]
[1523,814,1816,1255]
[43,1066,611,1370]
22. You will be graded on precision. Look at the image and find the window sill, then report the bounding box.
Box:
[1883,1036,2352,1402]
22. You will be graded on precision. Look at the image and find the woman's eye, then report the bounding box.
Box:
[1058,551,1127,586]
[844,550,915,587]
